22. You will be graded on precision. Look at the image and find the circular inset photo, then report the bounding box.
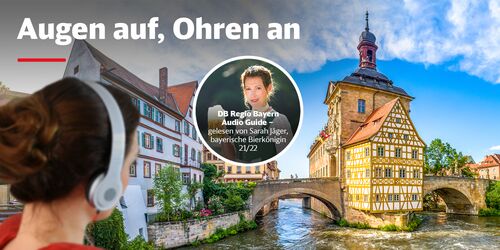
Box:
[193,56,303,165]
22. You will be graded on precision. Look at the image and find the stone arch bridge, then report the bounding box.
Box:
[249,176,492,219]
[250,178,343,219]
[423,176,490,214]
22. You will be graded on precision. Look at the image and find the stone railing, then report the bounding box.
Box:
[257,177,339,185]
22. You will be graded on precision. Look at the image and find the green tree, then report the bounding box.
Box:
[154,165,185,221]
[202,163,224,204]
[87,208,127,249]
[187,181,203,210]
[448,151,470,176]
[486,181,500,210]
[223,190,246,212]
[425,139,452,175]
[461,166,476,178]
[425,139,470,176]
[124,236,155,250]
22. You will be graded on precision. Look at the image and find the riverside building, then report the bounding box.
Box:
[202,147,280,182]
[63,40,204,240]
[308,13,425,216]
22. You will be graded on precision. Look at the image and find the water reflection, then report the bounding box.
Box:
[182,199,500,250]
[436,212,448,225]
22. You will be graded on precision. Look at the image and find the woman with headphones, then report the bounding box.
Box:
[0,77,140,249]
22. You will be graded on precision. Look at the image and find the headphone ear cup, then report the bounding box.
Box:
[87,173,105,209]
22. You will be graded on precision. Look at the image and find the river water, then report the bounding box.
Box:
[183,199,500,250]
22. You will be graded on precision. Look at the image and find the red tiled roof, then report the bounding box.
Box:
[477,154,500,168]
[168,81,197,116]
[81,40,181,115]
[344,98,399,146]
[492,154,500,164]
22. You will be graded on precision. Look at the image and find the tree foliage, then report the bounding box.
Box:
[154,165,185,220]
[202,163,256,213]
[202,163,225,204]
[425,139,473,176]
[223,190,246,212]
[486,181,500,210]
[187,181,204,210]
[87,208,127,250]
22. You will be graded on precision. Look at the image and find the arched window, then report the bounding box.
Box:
[367,50,373,62]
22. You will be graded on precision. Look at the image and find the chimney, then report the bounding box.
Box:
[159,67,168,102]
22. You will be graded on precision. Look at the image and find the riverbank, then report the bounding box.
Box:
[148,211,252,248]
[335,215,423,232]
[181,199,500,249]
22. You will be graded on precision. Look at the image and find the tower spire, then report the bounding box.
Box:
[358,11,377,69]
[365,11,369,31]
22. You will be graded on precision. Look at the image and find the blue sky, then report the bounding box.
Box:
[2,0,500,178]
[279,58,500,178]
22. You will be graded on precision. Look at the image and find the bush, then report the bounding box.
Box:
[350,222,371,229]
[223,191,246,212]
[380,224,398,231]
[485,181,500,210]
[201,218,258,245]
[207,196,225,215]
[336,218,370,229]
[124,235,155,250]
[479,207,500,217]
[337,218,349,227]
[401,216,423,232]
[87,209,127,249]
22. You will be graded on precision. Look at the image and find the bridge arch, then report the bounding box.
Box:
[252,188,341,219]
[423,176,490,215]
[423,186,475,214]
[250,178,343,220]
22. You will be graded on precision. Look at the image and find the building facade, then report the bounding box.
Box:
[203,148,280,182]
[344,98,425,212]
[308,13,425,215]
[169,81,205,208]
[63,40,204,239]
[469,154,500,180]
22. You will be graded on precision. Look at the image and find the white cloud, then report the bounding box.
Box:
[121,0,500,86]
[489,145,500,151]
[2,0,500,93]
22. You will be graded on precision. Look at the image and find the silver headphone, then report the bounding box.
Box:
[84,81,126,211]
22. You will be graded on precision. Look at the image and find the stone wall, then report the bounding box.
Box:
[344,207,411,228]
[259,199,279,216]
[310,197,334,218]
[148,211,251,249]
[338,84,411,145]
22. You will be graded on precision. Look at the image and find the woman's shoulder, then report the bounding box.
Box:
[0,213,102,250]
[0,213,21,248]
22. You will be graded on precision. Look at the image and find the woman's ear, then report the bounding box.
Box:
[267,84,273,94]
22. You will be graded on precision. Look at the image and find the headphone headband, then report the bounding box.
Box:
[84,81,126,211]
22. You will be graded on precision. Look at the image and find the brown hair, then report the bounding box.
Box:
[240,65,275,107]
[0,77,139,203]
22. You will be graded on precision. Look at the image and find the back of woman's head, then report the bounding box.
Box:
[0,77,139,203]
